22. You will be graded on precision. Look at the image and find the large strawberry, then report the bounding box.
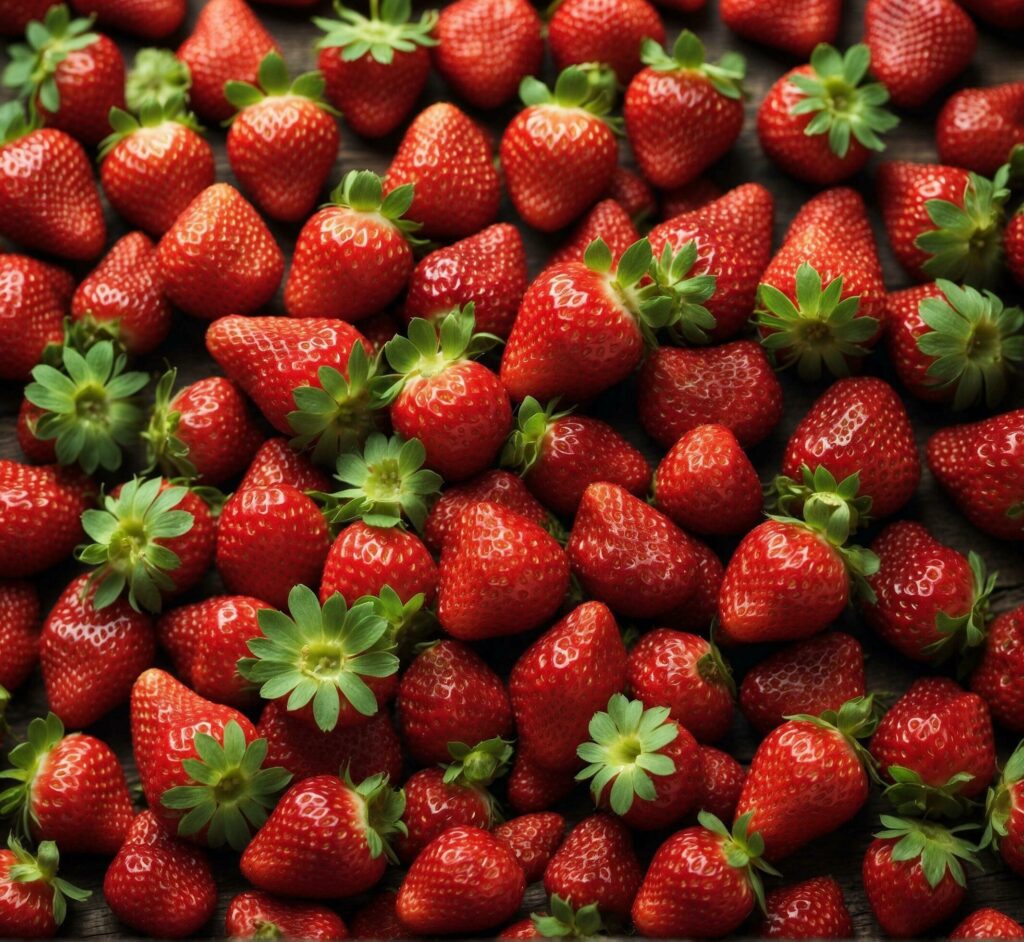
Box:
[938,82,1024,176]
[0,838,90,938]
[0,255,67,382]
[757,877,854,939]
[971,604,1024,733]
[0,582,39,693]
[720,0,839,57]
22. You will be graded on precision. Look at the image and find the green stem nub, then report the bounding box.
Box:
[520,65,619,119]
[699,811,780,914]
[532,895,604,939]
[0,713,65,838]
[125,48,191,114]
[500,396,569,476]
[641,30,745,100]
[142,369,195,481]
[922,551,996,663]
[224,51,335,121]
[6,835,90,927]
[983,740,1024,852]
[347,771,407,864]
[883,765,978,820]
[314,0,437,65]
[101,90,200,158]
[443,738,513,789]
[873,816,981,889]
[358,585,436,662]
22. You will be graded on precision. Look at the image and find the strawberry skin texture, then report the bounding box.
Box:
[546,199,641,273]
[493,813,566,882]
[0,580,39,691]
[0,847,61,938]
[884,283,957,401]
[396,768,494,862]
[508,751,577,813]
[758,877,854,939]
[971,604,1024,732]
[103,810,218,939]
[226,891,348,941]
[662,538,724,631]
[1004,210,1023,287]
[937,82,1024,176]
[0,255,66,382]
[720,0,839,57]
[695,745,745,822]
[510,601,627,773]
[241,437,333,492]
[71,0,187,39]
[606,166,656,220]
[951,908,1024,940]
[661,176,723,218]
[350,891,405,940]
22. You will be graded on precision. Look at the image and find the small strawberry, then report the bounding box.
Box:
[0,581,39,692]
[545,199,641,273]
[493,813,566,882]
[625,32,745,190]
[951,908,1024,940]
[499,894,603,940]
[0,837,90,938]
[757,877,854,939]
[0,254,67,382]
[349,891,404,940]
[226,892,348,941]
[694,745,745,822]
[71,0,186,39]
[241,437,333,493]
[971,603,1024,733]
[938,83,1024,176]
[986,739,1024,878]
[720,0,840,57]
[508,751,578,813]
[606,166,656,221]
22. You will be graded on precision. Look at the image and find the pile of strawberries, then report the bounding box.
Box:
[1,0,1024,937]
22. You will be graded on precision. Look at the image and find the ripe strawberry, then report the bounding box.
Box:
[0,106,105,260]
[385,102,501,239]
[103,810,217,938]
[986,740,1024,878]
[0,255,66,382]
[435,0,542,109]
[637,341,783,450]
[662,542,726,633]
[740,632,865,736]
[661,176,722,218]
[0,1,59,36]
[757,877,854,939]
[938,82,1024,176]
[511,602,626,773]
[437,501,570,640]
[502,397,650,517]
[508,751,577,813]
[545,199,641,273]
[865,0,976,109]
[0,838,90,938]
[349,891,404,940]
[547,0,664,84]
[241,437,333,493]
[971,604,1024,733]
[493,813,566,882]
[627,628,734,744]
[631,813,778,938]
[3,5,125,147]
[157,183,284,320]
[758,44,898,185]
[694,745,745,822]
[397,826,526,935]
[927,408,1024,541]
[122,46,191,113]
[755,188,885,379]
[226,892,348,941]
[720,0,839,57]
[501,67,618,233]
[951,908,1024,940]
[569,482,699,619]
[625,33,744,190]
[607,166,656,221]
[736,696,879,861]
[499,894,603,940]
[314,0,436,139]
[177,0,280,121]
[70,0,186,39]
[0,581,39,692]
[16,397,57,464]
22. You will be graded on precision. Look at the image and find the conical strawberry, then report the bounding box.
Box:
[938,82,1024,176]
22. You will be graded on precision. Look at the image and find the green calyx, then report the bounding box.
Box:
[161,720,292,852]
[520,65,618,121]
[100,94,201,158]
[532,895,604,939]
[789,694,883,782]
[576,694,679,816]
[77,477,196,614]
[883,765,977,820]
[640,31,745,100]
[239,584,400,733]
[983,741,1024,852]
[326,169,423,241]
[500,396,570,476]
[25,341,148,475]
[125,48,191,114]
[697,635,737,699]
[224,51,337,121]
[921,551,996,663]
[756,262,879,381]
[0,100,39,145]
[873,816,981,889]
[359,585,436,663]
[5,836,90,927]
[699,811,780,914]
[443,737,513,788]
[314,0,437,65]
[918,165,1011,289]
[141,369,196,481]
[788,44,897,158]
[772,464,874,545]
[0,713,66,837]
[346,771,407,863]
[2,5,99,118]
[916,280,1024,410]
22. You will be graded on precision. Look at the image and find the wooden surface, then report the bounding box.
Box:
[3,0,1024,937]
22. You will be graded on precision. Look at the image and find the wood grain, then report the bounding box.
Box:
[3,0,1024,937]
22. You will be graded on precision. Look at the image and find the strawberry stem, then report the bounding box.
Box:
[6,836,90,926]
[0,713,65,838]
[532,895,604,938]
[873,816,981,889]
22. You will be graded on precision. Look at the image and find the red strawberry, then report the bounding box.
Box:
[694,745,745,822]
[385,102,500,239]
[938,82,1024,176]
[675,541,731,635]
[0,255,66,382]
[0,1,59,36]
[927,409,1024,541]
[951,908,1024,940]
[740,632,865,736]
[660,176,722,218]
[758,877,854,939]
[0,838,90,938]
[103,810,217,938]
[314,0,436,139]
[758,44,898,185]
[545,199,641,273]
[70,0,186,39]
[720,0,840,57]
[226,891,348,941]
[501,66,618,233]
[493,813,566,882]
[508,751,578,813]
[157,183,284,320]
[241,437,333,493]
[397,826,526,935]
[606,166,656,221]
[625,32,745,190]
[502,397,650,517]
[510,602,627,773]
[0,581,39,692]
[971,603,1024,733]
[16,398,57,464]
[177,0,280,121]
[434,0,542,109]
[349,891,404,940]
[437,501,570,640]
[987,740,1024,878]
[865,0,976,109]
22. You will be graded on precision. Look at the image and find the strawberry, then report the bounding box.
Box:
[739,632,865,736]
[758,877,854,939]
[863,817,978,938]
[350,891,404,940]
[637,341,783,450]
[735,696,879,861]
[499,895,603,940]
[627,628,734,744]
[16,398,57,464]
[625,32,745,190]
[402,223,527,339]
[758,44,898,185]
[103,810,217,938]
[0,1,59,36]
[720,0,840,57]
[0,105,105,260]
[863,521,995,662]
[225,52,340,223]
[0,462,93,578]
[437,501,570,640]
[226,892,348,941]
[545,199,641,273]
[606,166,656,221]
[543,814,642,922]
[3,5,125,147]
[971,604,1024,733]
[0,581,39,692]
[157,183,284,320]
[100,100,215,238]
[694,745,745,822]
[177,0,280,121]
[951,908,1024,940]
[511,601,628,772]
[0,255,66,382]
[986,739,1024,878]
[660,176,722,218]
[70,0,186,39]
[508,751,578,813]
[397,826,526,935]
[631,813,778,938]
[0,838,90,938]
[547,0,665,84]
[661,539,723,631]
[652,423,762,536]
[927,409,1024,541]
[501,66,618,233]
[398,639,514,766]
[434,0,542,109]
[864,0,976,109]
[241,437,333,493]
[493,813,566,882]
[501,397,650,517]
[385,102,501,239]
[314,0,436,139]
[938,83,1024,176]
[755,188,885,379]
[568,482,699,619]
